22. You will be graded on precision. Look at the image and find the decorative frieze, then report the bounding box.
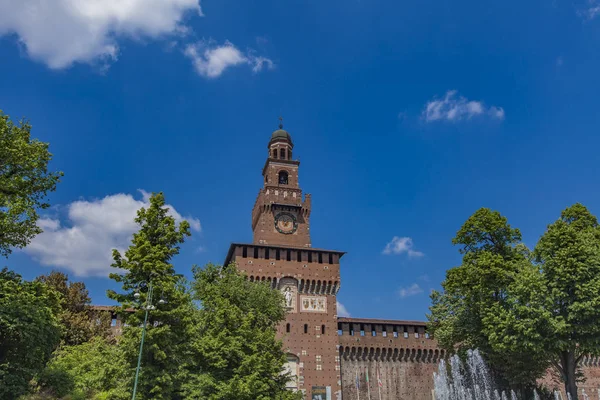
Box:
[300,295,327,312]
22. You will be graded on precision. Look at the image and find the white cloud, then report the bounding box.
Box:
[184,40,274,78]
[382,236,424,258]
[24,190,200,277]
[337,301,351,317]
[251,56,274,73]
[0,0,202,69]
[398,283,423,298]
[422,90,505,122]
[581,1,600,19]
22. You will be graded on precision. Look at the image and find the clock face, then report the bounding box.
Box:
[275,212,298,234]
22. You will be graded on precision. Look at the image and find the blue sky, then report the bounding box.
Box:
[2,0,600,321]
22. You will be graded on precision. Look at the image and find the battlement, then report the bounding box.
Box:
[337,317,437,352]
[251,189,311,231]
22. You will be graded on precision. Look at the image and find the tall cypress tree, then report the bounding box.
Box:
[107,192,194,400]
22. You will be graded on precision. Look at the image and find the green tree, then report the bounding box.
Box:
[0,111,63,257]
[37,271,111,346]
[497,203,600,400]
[0,268,62,399]
[428,208,548,393]
[107,192,194,400]
[36,337,129,400]
[185,263,301,400]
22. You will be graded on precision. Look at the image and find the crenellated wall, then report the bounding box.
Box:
[338,318,443,400]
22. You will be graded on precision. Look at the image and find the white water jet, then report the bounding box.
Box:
[433,349,569,400]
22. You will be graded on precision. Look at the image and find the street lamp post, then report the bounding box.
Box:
[131,280,166,400]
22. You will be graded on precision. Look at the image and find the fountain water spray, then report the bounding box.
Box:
[434,350,505,400]
[433,349,565,400]
[553,391,562,400]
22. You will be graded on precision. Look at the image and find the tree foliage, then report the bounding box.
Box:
[37,271,111,346]
[185,263,301,400]
[430,204,600,400]
[0,268,62,399]
[428,208,548,393]
[498,204,600,400]
[36,337,129,400]
[0,111,63,257]
[107,192,194,400]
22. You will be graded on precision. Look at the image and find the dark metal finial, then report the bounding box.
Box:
[278,116,283,129]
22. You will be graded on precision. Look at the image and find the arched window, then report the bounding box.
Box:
[286,323,291,333]
[278,171,288,185]
[280,148,286,159]
[272,149,278,158]
[304,324,308,334]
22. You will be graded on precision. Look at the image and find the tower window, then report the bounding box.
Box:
[265,248,270,259]
[287,250,291,261]
[276,249,280,260]
[278,171,288,185]
[254,247,259,258]
[321,325,326,334]
[308,252,312,263]
[286,323,291,333]
[272,149,277,158]
[329,253,333,264]
[304,324,308,334]
[318,253,323,263]
[280,148,286,159]
[297,251,302,262]
[288,150,292,160]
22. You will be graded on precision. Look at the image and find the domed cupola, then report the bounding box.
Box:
[268,118,294,160]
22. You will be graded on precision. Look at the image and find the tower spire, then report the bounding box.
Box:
[278,116,283,129]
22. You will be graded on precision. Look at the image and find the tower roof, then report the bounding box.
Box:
[270,128,293,146]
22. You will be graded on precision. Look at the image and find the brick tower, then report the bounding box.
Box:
[224,122,345,400]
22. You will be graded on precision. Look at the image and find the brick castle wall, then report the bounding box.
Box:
[338,318,443,400]
[226,243,344,400]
